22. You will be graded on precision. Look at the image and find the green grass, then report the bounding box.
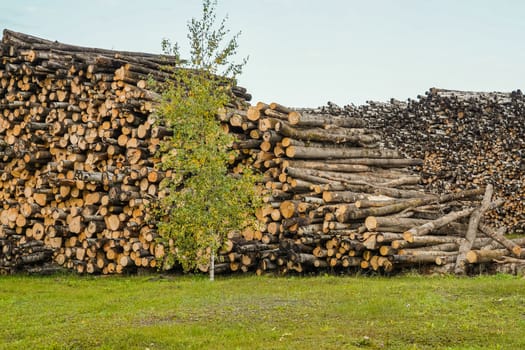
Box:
[0,273,524,349]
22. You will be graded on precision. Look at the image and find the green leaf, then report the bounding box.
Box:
[154,0,257,272]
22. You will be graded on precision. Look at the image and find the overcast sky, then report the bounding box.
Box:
[1,0,524,107]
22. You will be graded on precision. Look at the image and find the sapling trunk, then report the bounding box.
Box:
[210,249,215,281]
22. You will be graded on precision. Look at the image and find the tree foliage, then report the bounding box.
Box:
[155,0,258,272]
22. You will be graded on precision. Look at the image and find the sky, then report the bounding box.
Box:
[1,0,524,108]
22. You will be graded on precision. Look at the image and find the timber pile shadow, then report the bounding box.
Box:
[1,29,524,276]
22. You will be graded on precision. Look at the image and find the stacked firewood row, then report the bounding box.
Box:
[351,88,525,231]
[0,234,54,274]
[214,101,418,273]
[0,29,250,274]
[215,102,525,275]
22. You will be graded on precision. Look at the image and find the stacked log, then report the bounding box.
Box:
[1,29,523,275]
[217,102,525,275]
[0,232,54,274]
[0,29,250,274]
[217,101,422,274]
[353,88,525,232]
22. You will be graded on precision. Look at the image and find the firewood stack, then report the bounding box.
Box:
[220,102,524,275]
[0,236,54,275]
[0,29,251,274]
[226,102,426,274]
[354,88,525,232]
[1,29,523,275]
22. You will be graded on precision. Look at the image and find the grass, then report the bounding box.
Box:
[0,273,524,349]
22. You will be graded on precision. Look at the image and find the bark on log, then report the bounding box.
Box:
[479,223,522,257]
[285,145,399,159]
[402,207,475,242]
[454,185,494,274]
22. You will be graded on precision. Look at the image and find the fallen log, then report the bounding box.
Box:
[479,223,522,257]
[402,207,475,242]
[335,188,483,222]
[454,185,494,274]
[285,145,400,159]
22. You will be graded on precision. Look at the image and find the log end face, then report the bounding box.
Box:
[287,111,300,125]
[364,216,377,231]
[466,251,478,264]
[512,246,522,257]
[402,231,414,243]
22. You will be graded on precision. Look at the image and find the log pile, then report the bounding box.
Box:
[216,102,525,275]
[0,29,250,274]
[352,88,525,232]
[1,29,523,275]
[0,232,54,274]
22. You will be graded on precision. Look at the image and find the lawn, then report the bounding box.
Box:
[0,273,524,349]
